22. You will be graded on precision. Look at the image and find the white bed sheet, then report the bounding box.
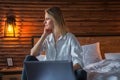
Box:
[84,59,120,80]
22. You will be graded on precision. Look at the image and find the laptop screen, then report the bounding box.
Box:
[24,61,76,80]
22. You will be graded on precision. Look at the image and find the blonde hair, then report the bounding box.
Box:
[45,7,68,35]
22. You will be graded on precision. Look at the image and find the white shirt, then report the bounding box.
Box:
[37,32,83,67]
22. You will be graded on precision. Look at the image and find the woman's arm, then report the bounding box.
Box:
[30,33,47,56]
[70,33,84,70]
[30,27,52,56]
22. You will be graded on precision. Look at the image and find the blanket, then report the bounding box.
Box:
[84,59,120,80]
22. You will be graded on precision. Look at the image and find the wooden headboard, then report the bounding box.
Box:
[32,35,120,59]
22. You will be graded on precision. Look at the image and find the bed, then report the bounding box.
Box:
[31,34,120,80]
[77,35,120,80]
[84,56,120,80]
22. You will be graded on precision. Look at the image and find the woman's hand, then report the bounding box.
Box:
[43,27,53,36]
[73,63,82,71]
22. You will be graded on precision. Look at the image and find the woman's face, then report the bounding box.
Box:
[44,12,54,30]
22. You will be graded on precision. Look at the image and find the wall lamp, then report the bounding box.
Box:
[4,15,16,37]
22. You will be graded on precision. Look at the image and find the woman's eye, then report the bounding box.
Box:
[46,18,50,20]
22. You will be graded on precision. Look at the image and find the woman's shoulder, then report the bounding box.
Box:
[66,32,76,39]
[66,32,80,45]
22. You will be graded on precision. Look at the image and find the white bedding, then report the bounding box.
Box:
[84,59,120,80]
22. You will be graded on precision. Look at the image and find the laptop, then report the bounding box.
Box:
[24,61,76,80]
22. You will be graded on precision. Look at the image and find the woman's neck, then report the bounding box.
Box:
[53,32,61,42]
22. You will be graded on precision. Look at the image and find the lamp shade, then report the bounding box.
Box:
[4,15,16,37]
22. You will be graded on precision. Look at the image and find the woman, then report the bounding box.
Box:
[21,7,87,80]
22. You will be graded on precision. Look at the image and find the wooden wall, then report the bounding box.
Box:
[0,0,120,69]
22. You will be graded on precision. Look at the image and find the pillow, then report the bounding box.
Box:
[105,53,120,60]
[81,42,102,67]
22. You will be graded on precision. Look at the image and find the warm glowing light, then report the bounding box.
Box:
[4,15,16,37]
[8,24,13,32]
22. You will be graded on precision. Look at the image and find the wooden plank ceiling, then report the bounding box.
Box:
[0,0,120,68]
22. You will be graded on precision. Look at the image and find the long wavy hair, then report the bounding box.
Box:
[45,7,68,35]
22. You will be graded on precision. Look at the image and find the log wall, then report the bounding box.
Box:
[0,0,120,69]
